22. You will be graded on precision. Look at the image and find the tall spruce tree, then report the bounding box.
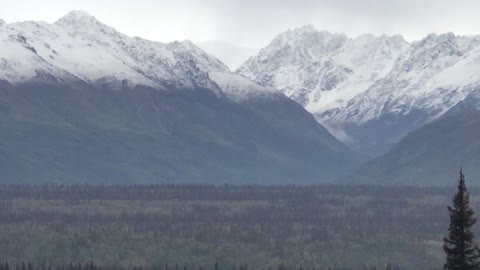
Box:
[444,170,480,270]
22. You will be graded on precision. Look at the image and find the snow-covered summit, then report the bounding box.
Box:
[238,26,409,112]
[0,19,5,27]
[0,11,229,91]
[238,25,480,154]
[54,10,118,37]
[238,25,480,132]
[56,10,99,25]
[332,32,480,125]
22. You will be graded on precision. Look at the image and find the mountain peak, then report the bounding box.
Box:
[289,26,347,39]
[180,39,197,49]
[0,18,5,26]
[423,32,458,41]
[292,24,318,33]
[171,39,205,55]
[390,34,407,43]
[55,10,100,26]
[63,10,96,19]
[55,10,118,37]
[268,26,346,51]
[355,33,407,46]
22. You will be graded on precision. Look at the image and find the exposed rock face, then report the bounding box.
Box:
[238,26,480,155]
[0,13,363,184]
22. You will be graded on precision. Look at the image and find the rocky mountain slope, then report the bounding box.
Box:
[0,11,228,90]
[238,26,480,156]
[0,12,362,184]
[347,107,480,186]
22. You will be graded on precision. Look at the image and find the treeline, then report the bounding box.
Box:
[0,262,405,270]
[0,184,458,201]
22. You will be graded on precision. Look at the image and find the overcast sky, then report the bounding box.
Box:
[1,0,479,48]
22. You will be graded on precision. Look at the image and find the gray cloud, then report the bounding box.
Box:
[1,0,479,47]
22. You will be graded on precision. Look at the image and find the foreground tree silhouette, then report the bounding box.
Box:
[444,170,480,270]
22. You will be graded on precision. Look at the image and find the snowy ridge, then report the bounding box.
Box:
[0,11,230,92]
[331,33,480,124]
[238,26,480,145]
[210,72,282,103]
[238,26,411,120]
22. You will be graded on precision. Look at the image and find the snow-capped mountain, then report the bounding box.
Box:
[333,33,480,123]
[238,26,480,155]
[238,25,409,111]
[0,11,229,91]
[0,12,363,184]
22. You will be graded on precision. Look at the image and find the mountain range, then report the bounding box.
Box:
[0,11,362,184]
[238,26,480,157]
[2,11,480,186]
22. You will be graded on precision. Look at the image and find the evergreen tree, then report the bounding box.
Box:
[444,170,480,270]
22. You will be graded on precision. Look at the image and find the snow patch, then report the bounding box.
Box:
[238,25,480,127]
[0,11,229,91]
[210,72,281,102]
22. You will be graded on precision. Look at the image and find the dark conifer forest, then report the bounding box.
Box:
[443,171,480,270]
[0,184,477,270]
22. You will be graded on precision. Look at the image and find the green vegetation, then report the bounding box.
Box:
[0,185,471,269]
[443,171,480,270]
